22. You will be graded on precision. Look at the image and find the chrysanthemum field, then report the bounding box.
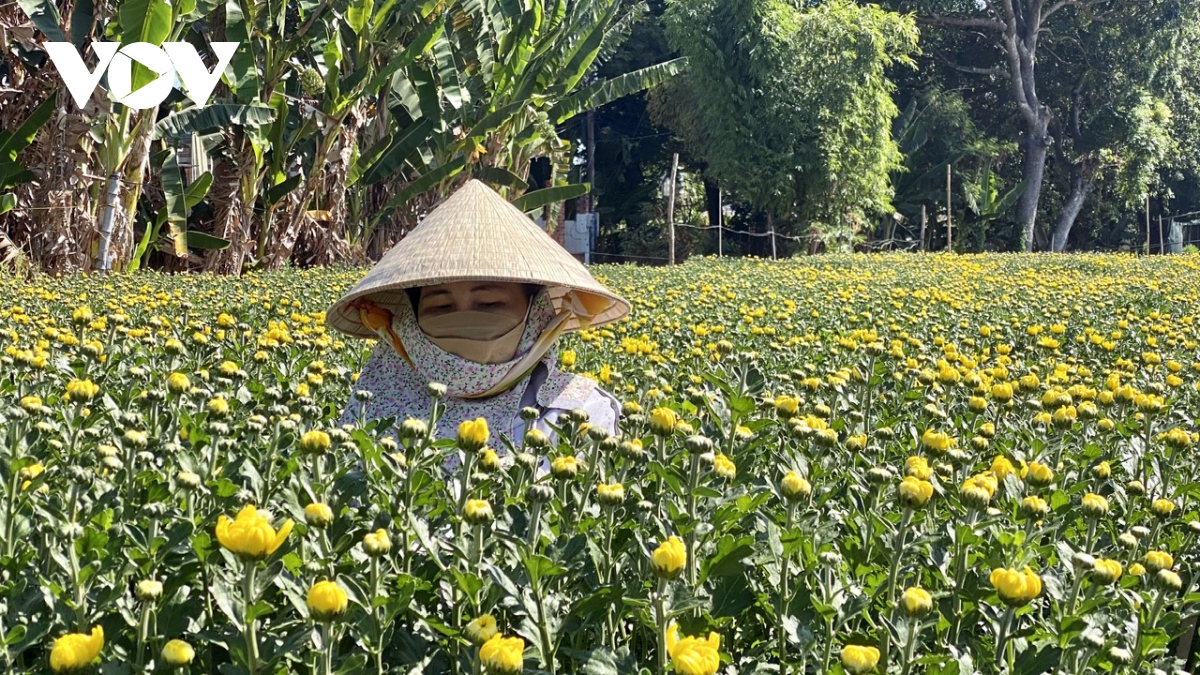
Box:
[2,254,1199,675]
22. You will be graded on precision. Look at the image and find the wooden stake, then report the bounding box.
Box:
[716,187,723,257]
[667,153,679,265]
[1159,214,1165,255]
[919,205,927,252]
[946,164,953,252]
[1145,195,1151,255]
[768,212,777,260]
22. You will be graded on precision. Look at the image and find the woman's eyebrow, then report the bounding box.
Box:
[421,289,453,301]
[469,283,510,294]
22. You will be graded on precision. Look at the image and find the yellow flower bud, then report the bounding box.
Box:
[1091,559,1122,585]
[1081,493,1109,518]
[666,623,721,675]
[649,407,679,435]
[363,529,391,556]
[1144,550,1173,573]
[300,430,331,454]
[651,535,687,581]
[479,635,525,675]
[1151,498,1175,518]
[304,503,334,528]
[457,418,490,452]
[464,499,494,526]
[214,505,293,561]
[160,639,195,667]
[897,476,934,509]
[712,454,736,481]
[781,471,812,502]
[840,644,881,675]
[465,615,499,645]
[596,483,625,507]
[900,586,933,618]
[307,580,348,621]
[990,566,1042,606]
[50,626,104,673]
[64,379,100,404]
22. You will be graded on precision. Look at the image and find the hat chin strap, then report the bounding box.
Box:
[354,299,412,366]
[460,310,572,399]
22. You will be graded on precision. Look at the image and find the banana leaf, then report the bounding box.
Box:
[552,58,684,123]
[154,104,276,139]
[512,183,588,214]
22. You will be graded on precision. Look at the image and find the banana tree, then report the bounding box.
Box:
[360,0,684,227]
[0,96,57,215]
[961,160,1026,251]
[253,0,444,267]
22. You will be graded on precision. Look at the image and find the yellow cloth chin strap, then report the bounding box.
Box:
[355,300,412,366]
[562,290,597,331]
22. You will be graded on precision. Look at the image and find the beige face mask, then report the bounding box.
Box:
[418,309,528,364]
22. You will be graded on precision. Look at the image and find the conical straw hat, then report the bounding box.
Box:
[326,179,630,339]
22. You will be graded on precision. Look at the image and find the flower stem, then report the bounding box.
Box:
[996,606,1015,673]
[654,580,669,675]
[321,622,335,675]
[1131,587,1168,671]
[4,470,19,558]
[899,618,920,675]
[370,556,383,675]
[777,505,795,674]
[532,573,557,675]
[242,562,260,673]
[886,509,913,607]
[685,453,701,587]
[135,603,152,669]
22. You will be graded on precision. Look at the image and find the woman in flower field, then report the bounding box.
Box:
[6,253,1200,674]
[327,179,631,466]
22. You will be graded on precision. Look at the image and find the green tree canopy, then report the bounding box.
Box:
[657,0,917,236]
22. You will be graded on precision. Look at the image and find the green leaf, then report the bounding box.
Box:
[16,0,66,42]
[580,646,638,675]
[0,193,15,214]
[265,174,303,205]
[161,149,188,257]
[4,624,27,647]
[154,104,277,139]
[349,133,392,187]
[362,118,434,185]
[511,183,589,213]
[184,171,213,208]
[224,0,259,102]
[463,101,526,140]
[360,21,442,96]
[346,0,374,35]
[475,167,528,191]
[0,94,57,165]
[432,28,467,109]
[555,0,620,93]
[185,231,231,250]
[553,58,685,124]
[117,0,172,91]
[70,0,95,47]
[372,158,466,225]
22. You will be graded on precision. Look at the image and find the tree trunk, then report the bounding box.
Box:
[704,178,721,236]
[1051,162,1095,252]
[1016,113,1051,252]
